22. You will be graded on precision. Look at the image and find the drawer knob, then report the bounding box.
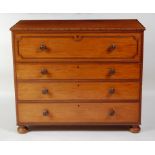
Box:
[42,88,49,94]
[108,109,115,116]
[108,44,116,52]
[40,68,48,75]
[42,110,49,116]
[40,43,47,51]
[108,68,115,76]
[76,65,80,69]
[108,88,115,94]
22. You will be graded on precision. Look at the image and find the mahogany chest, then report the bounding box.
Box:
[10,20,145,133]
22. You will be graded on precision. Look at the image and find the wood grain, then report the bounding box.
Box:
[17,82,140,101]
[18,102,140,124]
[10,20,145,32]
[18,36,138,59]
[16,63,140,80]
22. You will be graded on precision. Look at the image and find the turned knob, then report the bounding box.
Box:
[40,43,47,51]
[108,44,116,52]
[42,88,49,94]
[108,88,115,94]
[108,109,115,116]
[40,68,48,75]
[108,68,115,76]
[76,65,80,69]
[42,110,49,116]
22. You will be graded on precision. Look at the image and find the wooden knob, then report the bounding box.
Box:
[42,88,48,94]
[108,88,115,94]
[108,68,115,76]
[40,43,47,51]
[108,44,116,52]
[76,65,80,69]
[42,110,49,116]
[108,109,115,116]
[40,68,48,75]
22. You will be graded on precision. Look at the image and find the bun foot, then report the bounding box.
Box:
[17,126,29,134]
[129,125,141,133]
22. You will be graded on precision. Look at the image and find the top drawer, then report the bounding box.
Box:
[15,33,142,62]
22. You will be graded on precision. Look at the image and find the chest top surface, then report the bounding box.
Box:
[10,19,145,32]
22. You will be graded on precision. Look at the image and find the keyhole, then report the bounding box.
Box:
[74,35,83,41]
[77,65,80,69]
[77,104,80,107]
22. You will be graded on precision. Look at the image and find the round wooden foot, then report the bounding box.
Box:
[17,126,29,134]
[129,125,141,133]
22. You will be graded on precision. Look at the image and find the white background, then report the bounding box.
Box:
[0,13,155,140]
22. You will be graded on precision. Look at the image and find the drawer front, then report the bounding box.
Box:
[18,103,139,124]
[16,63,140,80]
[17,35,139,60]
[17,82,139,101]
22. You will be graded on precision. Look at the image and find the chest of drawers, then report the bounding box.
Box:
[10,20,145,133]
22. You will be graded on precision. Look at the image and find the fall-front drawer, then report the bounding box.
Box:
[16,63,140,80]
[17,103,140,124]
[17,34,139,61]
[17,82,140,101]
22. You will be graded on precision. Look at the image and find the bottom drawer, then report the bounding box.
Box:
[17,103,140,125]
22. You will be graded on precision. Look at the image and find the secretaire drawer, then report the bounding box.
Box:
[16,63,140,80]
[16,34,141,61]
[17,82,139,101]
[18,103,140,124]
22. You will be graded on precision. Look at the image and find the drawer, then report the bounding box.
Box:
[17,82,139,101]
[18,103,140,124]
[16,63,140,80]
[17,35,139,61]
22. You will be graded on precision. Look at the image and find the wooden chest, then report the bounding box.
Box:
[10,20,145,133]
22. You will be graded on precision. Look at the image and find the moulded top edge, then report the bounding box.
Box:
[10,19,145,32]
